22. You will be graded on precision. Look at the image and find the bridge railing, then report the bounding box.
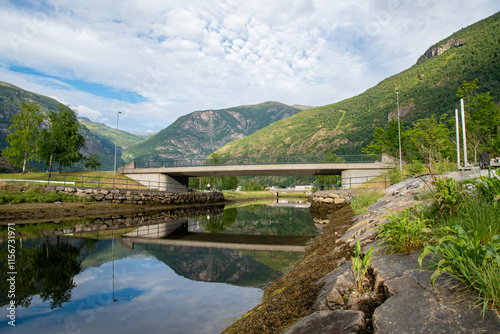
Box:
[135,154,381,169]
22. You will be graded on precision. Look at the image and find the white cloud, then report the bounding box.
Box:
[0,0,499,132]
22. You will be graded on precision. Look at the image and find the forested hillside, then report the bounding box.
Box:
[214,12,500,158]
[0,82,136,171]
[123,101,302,163]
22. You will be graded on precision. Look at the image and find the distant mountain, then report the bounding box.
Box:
[78,117,149,150]
[214,12,500,158]
[123,101,302,163]
[0,81,130,171]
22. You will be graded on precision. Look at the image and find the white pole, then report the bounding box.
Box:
[113,111,122,176]
[460,99,468,166]
[397,92,402,171]
[455,109,461,170]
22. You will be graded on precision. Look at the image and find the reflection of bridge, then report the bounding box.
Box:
[121,222,309,252]
[118,154,395,191]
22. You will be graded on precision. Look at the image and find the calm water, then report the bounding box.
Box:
[0,199,316,334]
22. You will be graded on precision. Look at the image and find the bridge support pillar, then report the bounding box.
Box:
[341,169,387,189]
[164,174,189,192]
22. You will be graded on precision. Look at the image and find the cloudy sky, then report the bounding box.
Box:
[0,1,499,133]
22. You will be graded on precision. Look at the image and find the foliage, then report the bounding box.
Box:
[352,239,374,293]
[1,103,45,173]
[363,120,404,159]
[0,185,95,204]
[377,208,431,253]
[404,116,453,170]
[39,104,85,174]
[407,159,426,176]
[433,177,465,215]
[457,79,500,161]
[350,190,383,215]
[384,167,405,185]
[84,154,102,171]
[242,181,262,191]
[474,173,500,202]
[418,225,500,313]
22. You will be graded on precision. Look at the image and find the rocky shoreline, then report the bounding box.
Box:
[285,172,500,333]
[224,170,500,333]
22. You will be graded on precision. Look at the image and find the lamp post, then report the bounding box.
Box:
[397,92,402,172]
[113,111,122,176]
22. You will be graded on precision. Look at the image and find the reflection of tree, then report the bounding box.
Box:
[34,238,82,309]
[0,237,82,309]
[205,208,238,233]
[0,242,37,307]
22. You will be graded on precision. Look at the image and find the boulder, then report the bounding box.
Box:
[373,270,500,333]
[283,310,365,334]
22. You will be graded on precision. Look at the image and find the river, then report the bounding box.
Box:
[0,199,317,334]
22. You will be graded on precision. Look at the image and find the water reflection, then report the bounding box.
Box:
[0,200,315,333]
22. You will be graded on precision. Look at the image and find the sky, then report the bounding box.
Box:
[0,1,499,133]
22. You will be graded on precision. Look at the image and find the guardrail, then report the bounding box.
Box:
[315,175,390,190]
[135,154,381,168]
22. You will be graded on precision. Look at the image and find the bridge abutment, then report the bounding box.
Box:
[341,169,388,189]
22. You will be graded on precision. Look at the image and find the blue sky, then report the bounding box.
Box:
[0,0,499,133]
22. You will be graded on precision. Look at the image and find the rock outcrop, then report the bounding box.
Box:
[286,169,500,333]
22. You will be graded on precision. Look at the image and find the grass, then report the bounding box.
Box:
[350,190,383,215]
[0,184,95,204]
[0,171,146,189]
[377,207,431,253]
[418,176,500,314]
[223,190,306,199]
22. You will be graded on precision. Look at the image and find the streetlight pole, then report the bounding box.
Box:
[397,92,402,172]
[113,111,122,176]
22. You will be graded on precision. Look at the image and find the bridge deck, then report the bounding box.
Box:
[122,162,390,177]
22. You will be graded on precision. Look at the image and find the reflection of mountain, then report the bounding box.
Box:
[136,244,281,288]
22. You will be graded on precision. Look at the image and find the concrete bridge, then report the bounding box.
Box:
[118,154,396,191]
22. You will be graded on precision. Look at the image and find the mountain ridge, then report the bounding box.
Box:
[213,11,500,159]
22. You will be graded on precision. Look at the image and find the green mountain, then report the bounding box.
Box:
[78,117,149,150]
[214,12,500,158]
[0,81,136,171]
[123,101,302,163]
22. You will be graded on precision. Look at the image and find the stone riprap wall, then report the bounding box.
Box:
[51,205,225,236]
[312,190,354,205]
[45,186,224,205]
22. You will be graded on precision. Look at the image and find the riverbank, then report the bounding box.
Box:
[224,170,500,333]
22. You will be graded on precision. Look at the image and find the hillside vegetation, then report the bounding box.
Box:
[123,101,302,163]
[214,12,500,158]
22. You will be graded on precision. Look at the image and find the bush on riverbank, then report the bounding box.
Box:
[0,184,94,204]
[417,176,500,314]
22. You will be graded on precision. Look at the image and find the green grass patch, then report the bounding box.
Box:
[0,184,95,204]
[350,190,383,215]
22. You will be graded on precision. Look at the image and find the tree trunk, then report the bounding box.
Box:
[59,161,63,174]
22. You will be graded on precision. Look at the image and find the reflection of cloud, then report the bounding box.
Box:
[8,256,262,334]
[73,269,97,285]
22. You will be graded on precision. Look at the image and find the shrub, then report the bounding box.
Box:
[377,207,431,253]
[433,177,465,215]
[419,225,500,314]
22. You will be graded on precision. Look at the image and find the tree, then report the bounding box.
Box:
[362,120,404,160]
[404,116,452,171]
[1,103,44,173]
[84,154,102,171]
[457,80,500,162]
[39,104,85,174]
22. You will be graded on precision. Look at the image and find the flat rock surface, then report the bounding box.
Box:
[283,310,365,334]
[373,270,500,334]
